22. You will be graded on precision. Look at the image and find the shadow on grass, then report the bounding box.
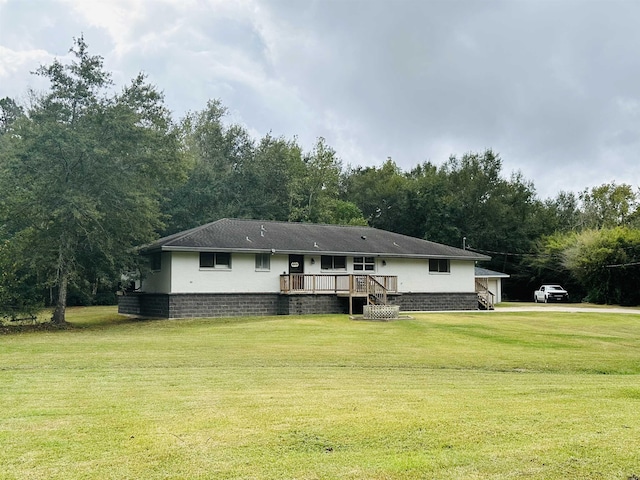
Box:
[2,306,295,334]
[1,306,153,334]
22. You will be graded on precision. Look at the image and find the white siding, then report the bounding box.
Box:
[170,252,289,293]
[142,252,172,293]
[285,255,474,292]
[382,257,475,293]
[488,278,503,303]
[142,252,477,294]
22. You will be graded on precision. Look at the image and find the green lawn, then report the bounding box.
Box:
[2,307,640,479]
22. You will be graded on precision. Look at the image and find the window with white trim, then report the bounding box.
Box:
[255,253,270,271]
[429,259,450,273]
[353,256,375,271]
[321,255,346,270]
[200,252,231,269]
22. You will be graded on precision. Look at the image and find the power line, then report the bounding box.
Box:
[467,247,546,258]
[605,261,640,268]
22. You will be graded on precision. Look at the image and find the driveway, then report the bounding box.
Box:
[494,304,640,314]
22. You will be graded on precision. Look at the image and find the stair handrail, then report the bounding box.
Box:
[366,275,388,305]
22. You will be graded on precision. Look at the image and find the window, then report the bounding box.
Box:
[429,259,450,273]
[150,252,162,271]
[200,252,231,269]
[255,253,270,271]
[353,256,375,271]
[321,255,346,270]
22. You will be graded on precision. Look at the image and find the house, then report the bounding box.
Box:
[475,267,510,309]
[117,218,490,318]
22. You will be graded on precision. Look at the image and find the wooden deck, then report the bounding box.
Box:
[280,274,398,315]
[280,274,398,295]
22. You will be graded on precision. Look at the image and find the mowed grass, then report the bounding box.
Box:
[2,308,640,479]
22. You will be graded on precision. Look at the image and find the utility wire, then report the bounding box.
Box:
[467,247,548,258]
[605,261,640,268]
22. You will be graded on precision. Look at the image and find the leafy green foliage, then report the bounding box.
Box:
[0,97,23,134]
[163,100,255,231]
[578,182,637,229]
[341,150,552,299]
[0,236,43,320]
[563,227,640,305]
[528,231,583,300]
[343,159,415,234]
[541,191,582,232]
[289,137,345,223]
[163,108,365,232]
[532,227,640,304]
[0,36,183,323]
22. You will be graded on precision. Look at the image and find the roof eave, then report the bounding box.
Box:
[145,245,488,261]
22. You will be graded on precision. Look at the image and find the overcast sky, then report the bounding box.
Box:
[1,0,639,199]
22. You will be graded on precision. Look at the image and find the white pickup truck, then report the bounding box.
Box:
[534,285,569,303]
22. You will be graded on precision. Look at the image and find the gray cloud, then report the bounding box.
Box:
[1,0,639,198]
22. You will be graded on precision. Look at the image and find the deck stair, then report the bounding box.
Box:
[351,274,390,314]
[475,278,495,310]
[365,275,388,306]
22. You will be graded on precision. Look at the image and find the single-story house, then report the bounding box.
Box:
[475,267,510,309]
[118,218,490,318]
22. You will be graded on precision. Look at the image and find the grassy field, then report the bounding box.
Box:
[2,307,640,479]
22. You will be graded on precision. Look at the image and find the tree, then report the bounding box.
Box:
[543,191,582,233]
[289,137,344,223]
[164,105,365,230]
[530,227,640,305]
[528,230,582,300]
[578,182,638,229]
[237,134,305,222]
[0,234,44,320]
[437,150,545,252]
[163,100,255,233]
[343,159,414,233]
[563,227,640,305]
[403,162,450,241]
[0,36,183,324]
[0,97,23,134]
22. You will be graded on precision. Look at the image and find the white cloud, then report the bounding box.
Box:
[0,45,50,77]
[0,45,53,101]
[58,0,147,54]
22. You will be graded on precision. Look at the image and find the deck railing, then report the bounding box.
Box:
[280,274,398,295]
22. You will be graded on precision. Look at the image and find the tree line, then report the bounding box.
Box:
[2,38,640,323]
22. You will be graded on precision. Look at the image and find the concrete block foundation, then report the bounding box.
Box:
[118,291,478,319]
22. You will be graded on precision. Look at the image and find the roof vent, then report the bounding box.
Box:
[246,236,252,242]
[361,235,367,240]
[393,242,399,247]
[261,225,266,237]
[314,242,320,248]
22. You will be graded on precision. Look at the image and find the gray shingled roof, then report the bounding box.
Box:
[141,218,489,260]
[475,267,510,278]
